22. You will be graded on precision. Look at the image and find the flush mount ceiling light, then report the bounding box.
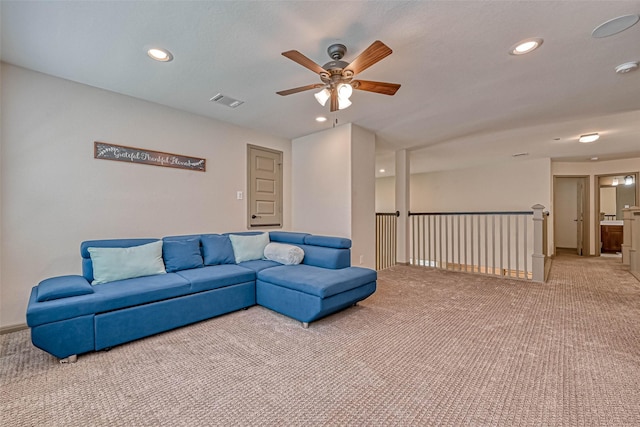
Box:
[625,175,634,185]
[592,14,640,38]
[147,48,173,62]
[579,133,599,143]
[509,38,543,55]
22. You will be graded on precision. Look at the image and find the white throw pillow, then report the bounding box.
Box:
[88,241,166,284]
[264,242,305,265]
[228,233,270,263]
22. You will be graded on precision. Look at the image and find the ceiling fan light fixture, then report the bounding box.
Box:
[338,97,352,110]
[579,133,599,143]
[337,83,353,99]
[314,88,331,106]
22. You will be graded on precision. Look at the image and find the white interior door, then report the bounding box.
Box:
[247,145,283,228]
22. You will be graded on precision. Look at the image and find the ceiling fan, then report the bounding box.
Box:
[276,40,401,112]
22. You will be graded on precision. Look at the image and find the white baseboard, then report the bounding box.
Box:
[0,323,28,335]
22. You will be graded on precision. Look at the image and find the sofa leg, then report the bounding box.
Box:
[302,322,309,329]
[59,355,77,364]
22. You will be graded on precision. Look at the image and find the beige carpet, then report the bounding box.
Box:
[2,254,640,426]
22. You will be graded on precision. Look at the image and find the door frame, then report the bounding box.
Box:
[594,171,639,257]
[553,175,590,256]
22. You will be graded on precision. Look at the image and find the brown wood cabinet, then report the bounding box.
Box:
[601,225,623,253]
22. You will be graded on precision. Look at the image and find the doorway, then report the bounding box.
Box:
[594,172,638,257]
[553,176,589,256]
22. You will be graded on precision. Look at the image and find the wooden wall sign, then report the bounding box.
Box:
[94,141,206,172]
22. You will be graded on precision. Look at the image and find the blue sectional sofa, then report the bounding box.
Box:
[26,231,376,362]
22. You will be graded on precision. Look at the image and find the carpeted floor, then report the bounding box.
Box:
[2,253,640,426]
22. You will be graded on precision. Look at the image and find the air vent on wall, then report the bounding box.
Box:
[209,93,244,108]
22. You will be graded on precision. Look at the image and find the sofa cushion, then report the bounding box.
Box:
[257,265,377,298]
[162,237,203,272]
[88,241,166,284]
[229,232,269,263]
[37,275,94,302]
[91,273,191,314]
[81,238,160,282]
[296,244,351,269]
[201,234,236,265]
[175,265,255,293]
[264,243,304,265]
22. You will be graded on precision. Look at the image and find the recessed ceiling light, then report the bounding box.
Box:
[379,169,386,173]
[315,116,327,122]
[590,157,599,161]
[147,48,173,62]
[579,133,599,143]
[509,38,543,55]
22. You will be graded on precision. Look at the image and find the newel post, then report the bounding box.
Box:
[627,206,640,280]
[532,204,546,282]
[622,206,635,266]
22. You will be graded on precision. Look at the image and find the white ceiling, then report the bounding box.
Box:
[2,1,640,177]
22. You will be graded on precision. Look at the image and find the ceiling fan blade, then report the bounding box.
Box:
[343,40,393,75]
[276,84,324,96]
[282,50,328,75]
[330,90,338,112]
[352,80,401,96]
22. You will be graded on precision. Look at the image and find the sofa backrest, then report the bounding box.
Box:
[269,231,352,269]
[80,232,353,281]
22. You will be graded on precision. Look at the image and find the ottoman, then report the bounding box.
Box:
[256,264,377,327]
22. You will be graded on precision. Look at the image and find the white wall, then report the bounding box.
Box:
[375,176,395,212]
[552,157,640,255]
[291,124,351,237]
[0,64,291,328]
[292,123,376,268]
[350,125,376,267]
[410,158,551,212]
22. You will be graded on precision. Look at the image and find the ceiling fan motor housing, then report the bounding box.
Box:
[327,43,347,60]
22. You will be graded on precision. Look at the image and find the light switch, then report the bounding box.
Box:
[237,191,243,200]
